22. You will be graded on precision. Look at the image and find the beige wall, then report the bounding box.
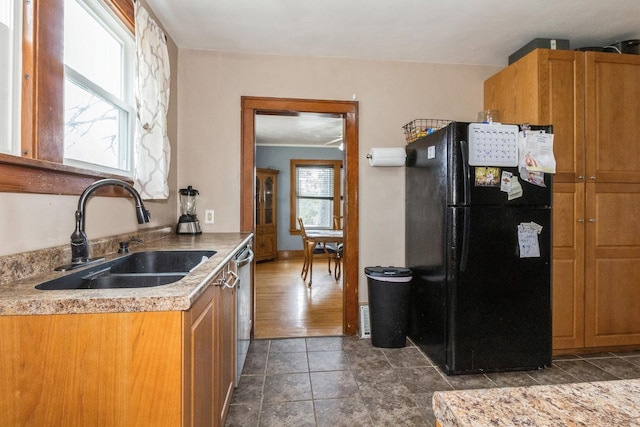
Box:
[177,50,502,301]
[0,1,179,257]
[0,27,503,301]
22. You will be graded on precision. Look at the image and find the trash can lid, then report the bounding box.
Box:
[365,266,412,278]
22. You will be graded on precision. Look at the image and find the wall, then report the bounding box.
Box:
[177,50,502,302]
[256,145,344,251]
[0,0,179,257]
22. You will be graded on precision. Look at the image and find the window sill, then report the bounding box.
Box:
[0,153,133,196]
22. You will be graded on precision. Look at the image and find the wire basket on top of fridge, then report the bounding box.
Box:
[403,119,452,144]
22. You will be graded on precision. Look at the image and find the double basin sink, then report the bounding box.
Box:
[36,250,216,290]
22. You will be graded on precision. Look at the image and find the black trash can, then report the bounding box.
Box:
[365,266,413,348]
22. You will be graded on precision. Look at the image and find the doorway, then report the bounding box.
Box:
[240,96,359,336]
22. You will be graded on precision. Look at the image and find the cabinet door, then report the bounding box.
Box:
[256,175,262,226]
[484,49,585,183]
[552,183,585,350]
[187,284,216,427]
[214,271,236,426]
[584,183,640,347]
[255,232,276,260]
[585,52,640,183]
[0,312,183,426]
[264,175,275,226]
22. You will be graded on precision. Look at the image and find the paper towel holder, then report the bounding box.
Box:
[367,147,407,167]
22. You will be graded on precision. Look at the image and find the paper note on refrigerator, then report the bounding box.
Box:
[518,222,542,258]
[520,132,556,173]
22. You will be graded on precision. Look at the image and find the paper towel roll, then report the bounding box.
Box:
[367,147,407,167]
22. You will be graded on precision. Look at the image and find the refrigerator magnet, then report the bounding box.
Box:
[500,170,512,192]
[475,167,501,187]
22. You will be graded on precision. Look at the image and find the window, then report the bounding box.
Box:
[0,0,135,195]
[64,0,134,175]
[290,159,343,231]
[0,0,21,155]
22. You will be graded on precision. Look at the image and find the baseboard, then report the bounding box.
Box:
[277,250,305,260]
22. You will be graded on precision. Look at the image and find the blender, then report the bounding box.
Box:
[176,186,202,234]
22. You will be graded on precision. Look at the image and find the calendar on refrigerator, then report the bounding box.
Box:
[467,123,519,167]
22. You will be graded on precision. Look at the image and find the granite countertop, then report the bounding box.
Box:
[433,378,640,426]
[0,232,252,316]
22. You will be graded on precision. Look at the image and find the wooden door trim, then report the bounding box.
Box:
[241,96,359,335]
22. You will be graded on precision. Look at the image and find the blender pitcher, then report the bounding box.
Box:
[176,186,202,234]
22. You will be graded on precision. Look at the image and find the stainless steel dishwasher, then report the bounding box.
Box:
[235,245,254,386]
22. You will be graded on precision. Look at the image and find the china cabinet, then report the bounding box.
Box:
[255,168,279,261]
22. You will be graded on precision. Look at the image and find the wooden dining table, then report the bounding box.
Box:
[304,229,344,285]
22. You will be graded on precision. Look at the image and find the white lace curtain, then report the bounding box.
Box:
[133,2,170,199]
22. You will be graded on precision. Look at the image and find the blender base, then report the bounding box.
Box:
[176,215,202,234]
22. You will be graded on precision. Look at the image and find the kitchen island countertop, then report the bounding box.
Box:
[433,378,640,426]
[0,232,252,316]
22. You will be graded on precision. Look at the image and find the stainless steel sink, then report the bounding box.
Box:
[36,250,216,290]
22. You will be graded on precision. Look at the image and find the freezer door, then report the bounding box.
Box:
[458,165,553,207]
[406,132,448,270]
[445,206,552,374]
[446,122,553,207]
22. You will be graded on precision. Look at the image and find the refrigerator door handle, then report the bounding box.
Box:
[460,207,470,272]
[459,140,471,205]
[459,140,471,272]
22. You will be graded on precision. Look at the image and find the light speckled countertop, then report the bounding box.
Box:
[0,232,252,315]
[433,378,640,426]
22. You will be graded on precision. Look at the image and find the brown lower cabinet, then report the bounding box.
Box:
[0,264,236,427]
[187,262,236,426]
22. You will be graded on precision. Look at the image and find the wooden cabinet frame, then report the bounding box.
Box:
[485,49,640,352]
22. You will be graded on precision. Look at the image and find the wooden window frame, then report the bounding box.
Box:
[289,159,343,234]
[0,0,134,196]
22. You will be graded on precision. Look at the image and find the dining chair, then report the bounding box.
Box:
[298,217,312,280]
[331,215,344,280]
[333,243,343,281]
[333,215,343,230]
[297,218,338,286]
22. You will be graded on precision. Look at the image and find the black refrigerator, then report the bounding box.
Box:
[406,121,552,375]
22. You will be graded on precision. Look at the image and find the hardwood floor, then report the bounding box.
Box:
[254,258,343,339]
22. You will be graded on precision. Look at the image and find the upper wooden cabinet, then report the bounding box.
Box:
[485,49,640,184]
[585,53,640,183]
[255,168,279,262]
[484,49,585,183]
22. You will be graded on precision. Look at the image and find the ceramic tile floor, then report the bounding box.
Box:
[225,337,640,426]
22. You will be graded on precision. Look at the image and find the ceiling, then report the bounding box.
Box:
[144,0,640,146]
[255,114,344,148]
[146,0,639,67]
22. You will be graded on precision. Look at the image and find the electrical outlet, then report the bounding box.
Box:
[204,210,214,224]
